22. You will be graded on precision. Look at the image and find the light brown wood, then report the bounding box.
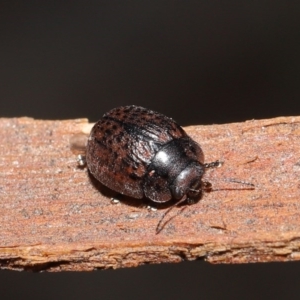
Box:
[0,116,299,271]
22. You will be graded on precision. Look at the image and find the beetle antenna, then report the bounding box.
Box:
[206,178,255,192]
[204,160,254,188]
[156,198,187,234]
[221,178,255,187]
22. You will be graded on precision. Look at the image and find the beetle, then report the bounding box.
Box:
[85,105,230,233]
[86,105,216,205]
[85,106,254,232]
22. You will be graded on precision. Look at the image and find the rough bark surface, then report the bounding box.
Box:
[0,116,299,271]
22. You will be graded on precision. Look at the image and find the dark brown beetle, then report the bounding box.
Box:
[86,105,212,206]
[85,106,253,232]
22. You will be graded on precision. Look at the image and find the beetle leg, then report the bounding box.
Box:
[204,160,223,169]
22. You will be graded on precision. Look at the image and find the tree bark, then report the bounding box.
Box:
[0,116,299,271]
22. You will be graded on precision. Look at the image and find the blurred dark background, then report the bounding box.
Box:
[1,1,300,299]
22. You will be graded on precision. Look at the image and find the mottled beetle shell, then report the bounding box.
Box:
[86,105,205,203]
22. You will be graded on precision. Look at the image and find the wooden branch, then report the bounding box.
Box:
[0,116,299,271]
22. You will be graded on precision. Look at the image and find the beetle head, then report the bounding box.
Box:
[171,161,205,202]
